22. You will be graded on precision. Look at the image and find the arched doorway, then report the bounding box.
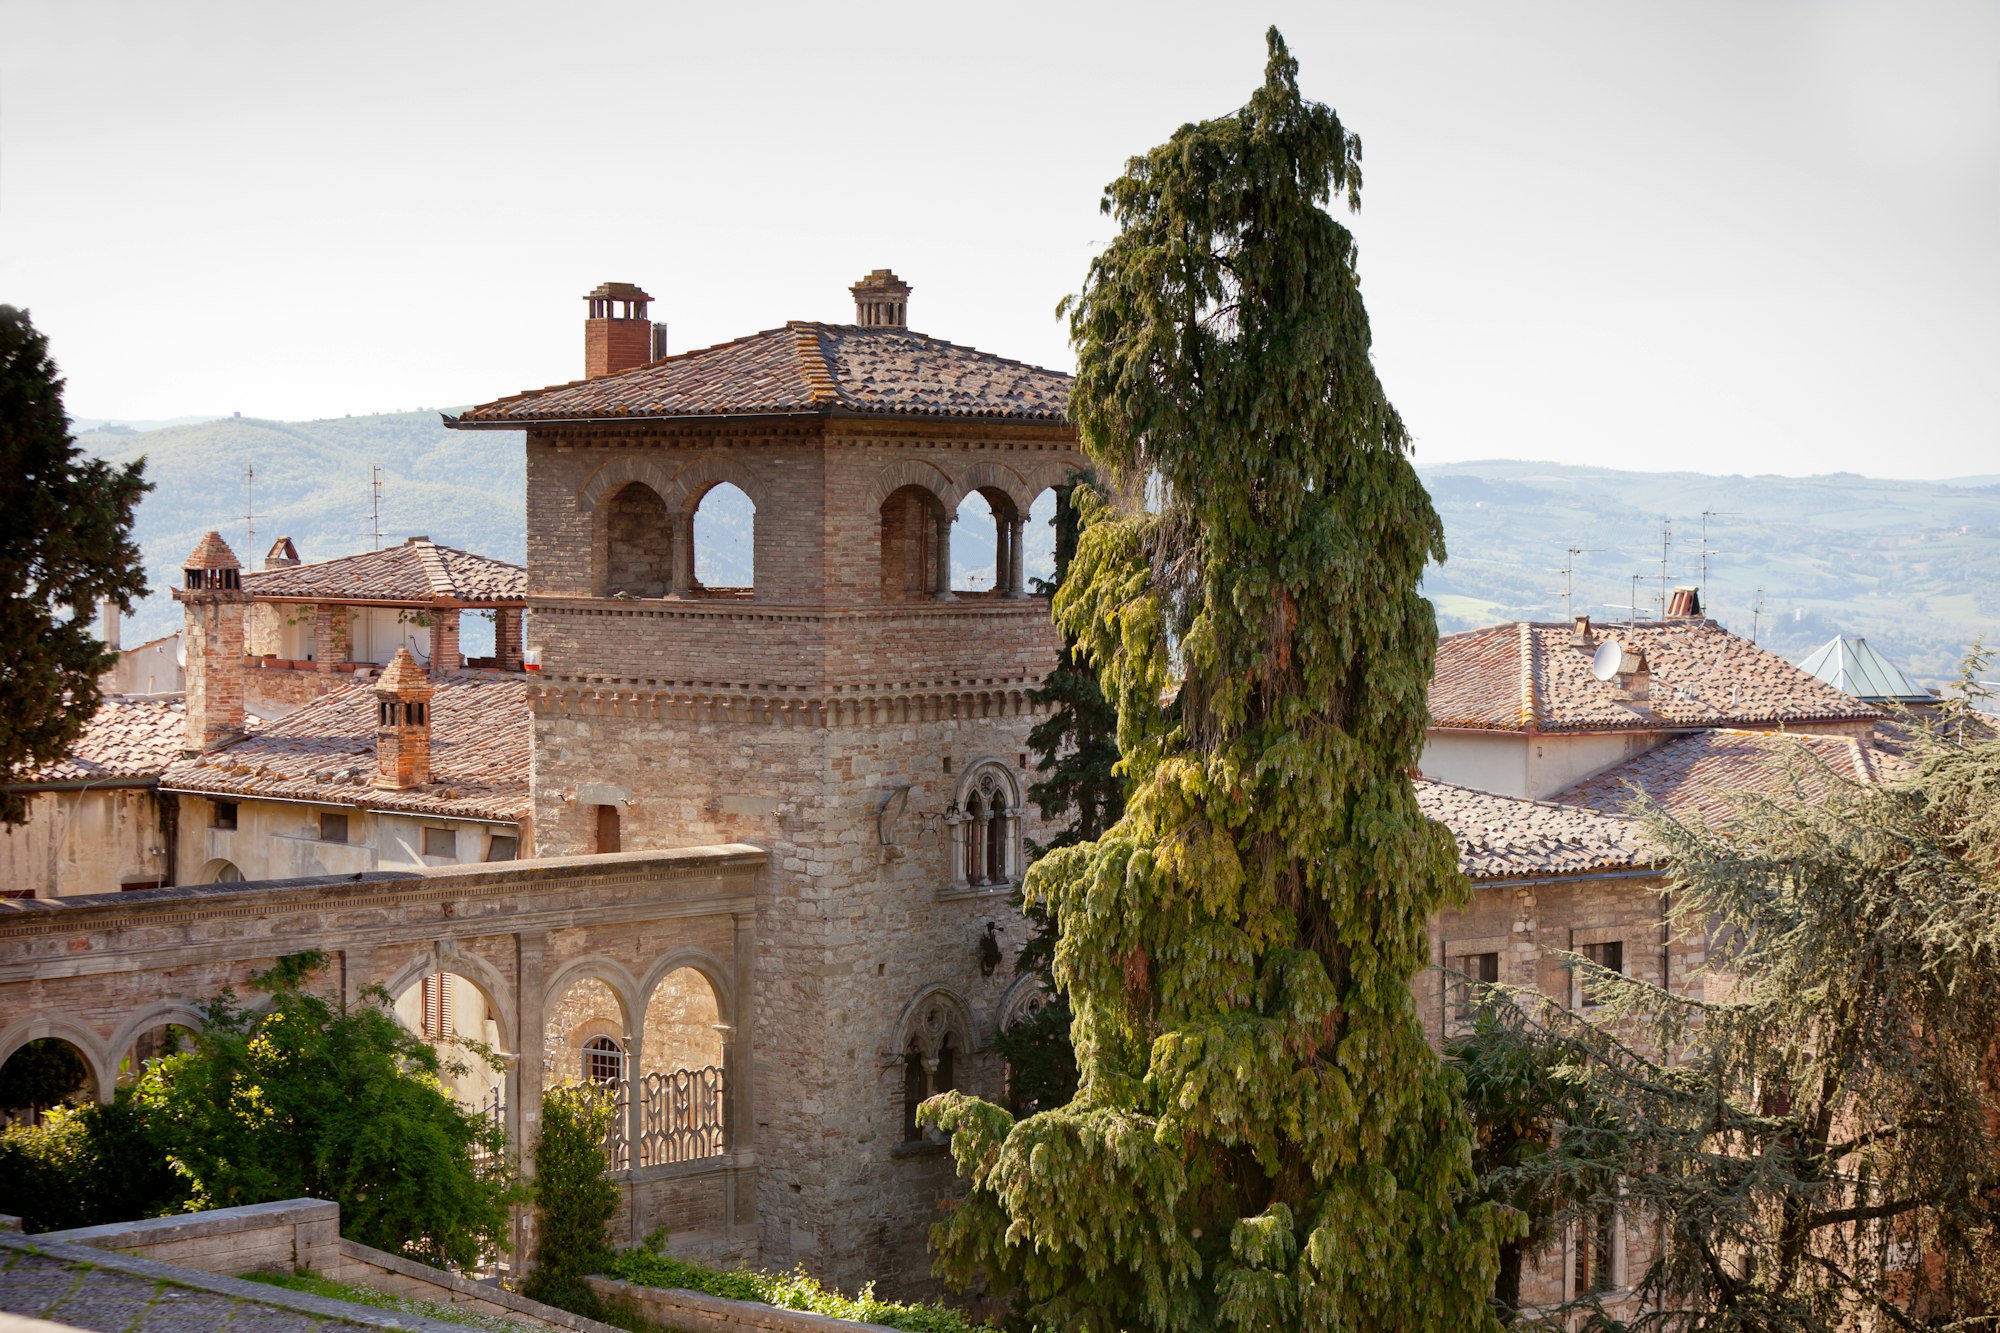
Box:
[636,967,726,1166]
[392,969,506,1119]
[0,1037,94,1126]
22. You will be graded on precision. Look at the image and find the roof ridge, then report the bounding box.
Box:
[1518,621,1538,729]
[408,539,453,597]
[790,323,842,407]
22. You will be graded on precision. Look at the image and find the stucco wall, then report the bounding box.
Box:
[0,787,168,898]
[1422,729,1669,801]
[171,793,519,886]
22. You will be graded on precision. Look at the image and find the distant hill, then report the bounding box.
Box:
[80,415,2000,694]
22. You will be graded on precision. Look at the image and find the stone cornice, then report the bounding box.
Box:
[528,680,1052,727]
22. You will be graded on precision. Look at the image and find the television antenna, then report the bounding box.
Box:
[1751,587,1765,643]
[1698,510,1739,600]
[242,465,258,566]
[1657,521,1673,622]
[1606,575,1656,625]
[367,465,385,550]
[1555,546,1600,620]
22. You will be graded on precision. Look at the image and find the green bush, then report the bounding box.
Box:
[607,1235,982,1333]
[0,1093,185,1231]
[521,1084,620,1315]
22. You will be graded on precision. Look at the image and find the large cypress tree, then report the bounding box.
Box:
[0,305,150,824]
[924,31,1508,1330]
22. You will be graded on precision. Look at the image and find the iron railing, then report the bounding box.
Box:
[602,1065,726,1170]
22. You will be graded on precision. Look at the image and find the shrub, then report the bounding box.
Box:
[521,1084,620,1314]
[607,1235,981,1333]
[0,1092,185,1231]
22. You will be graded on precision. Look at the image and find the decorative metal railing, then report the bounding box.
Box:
[471,1085,507,1171]
[601,1066,726,1171]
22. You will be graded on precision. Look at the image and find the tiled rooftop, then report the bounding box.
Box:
[1429,619,1880,734]
[1417,779,1654,881]
[160,677,528,822]
[13,697,186,785]
[244,538,525,604]
[451,322,1073,426]
[1555,728,1912,825]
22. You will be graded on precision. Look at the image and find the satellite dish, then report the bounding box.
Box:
[1592,638,1623,682]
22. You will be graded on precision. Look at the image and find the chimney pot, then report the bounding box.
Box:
[850,268,911,327]
[373,647,435,789]
[1571,614,1592,643]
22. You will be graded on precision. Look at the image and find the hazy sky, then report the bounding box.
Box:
[3,1,1995,477]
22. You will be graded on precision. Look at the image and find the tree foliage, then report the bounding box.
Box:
[0,1093,187,1232]
[0,305,150,824]
[136,953,518,1270]
[997,477,1126,1117]
[924,30,1508,1330]
[0,1038,91,1122]
[1464,717,2000,1329]
[522,1085,621,1314]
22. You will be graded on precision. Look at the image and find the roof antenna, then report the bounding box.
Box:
[1555,545,1599,621]
[1751,587,1765,644]
[1698,510,1738,606]
[1658,520,1673,622]
[367,464,386,551]
[242,464,258,567]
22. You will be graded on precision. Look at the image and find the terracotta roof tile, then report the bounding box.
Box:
[184,531,239,569]
[244,538,524,604]
[1555,728,1912,825]
[160,677,528,822]
[12,697,187,785]
[451,322,1072,426]
[1429,620,1880,733]
[1417,779,1654,880]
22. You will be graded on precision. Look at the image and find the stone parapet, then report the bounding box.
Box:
[38,1197,341,1276]
[585,1276,905,1333]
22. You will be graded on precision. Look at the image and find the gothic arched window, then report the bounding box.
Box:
[947,763,1020,891]
[897,990,970,1142]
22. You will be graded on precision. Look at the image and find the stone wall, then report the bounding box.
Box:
[38,1197,341,1276]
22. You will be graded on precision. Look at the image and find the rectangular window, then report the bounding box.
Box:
[595,804,621,854]
[421,971,454,1039]
[1575,1204,1618,1294]
[484,834,519,862]
[119,880,165,892]
[1446,951,1500,1034]
[1581,940,1625,1008]
[319,811,349,844]
[212,800,237,830]
[422,827,456,860]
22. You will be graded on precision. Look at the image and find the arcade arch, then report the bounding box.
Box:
[688,482,754,595]
[880,483,951,601]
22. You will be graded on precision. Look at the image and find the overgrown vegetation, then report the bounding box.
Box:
[521,1084,620,1315]
[238,1272,540,1333]
[1458,706,2000,1327]
[607,1234,980,1333]
[0,953,517,1271]
[0,1037,90,1122]
[923,29,1507,1330]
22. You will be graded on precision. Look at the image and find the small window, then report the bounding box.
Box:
[484,834,519,862]
[583,1035,624,1085]
[320,811,349,844]
[422,827,456,860]
[1581,941,1624,1008]
[1447,951,1500,1034]
[595,804,621,854]
[119,879,165,892]
[212,800,238,830]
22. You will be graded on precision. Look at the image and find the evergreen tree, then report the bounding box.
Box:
[0,306,150,824]
[1463,714,2000,1327]
[523,1086,621,1314]
[997,478,1125,1116]
[925,31,1508,1330]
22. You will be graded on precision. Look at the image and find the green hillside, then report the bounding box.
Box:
[81,415,2000,694]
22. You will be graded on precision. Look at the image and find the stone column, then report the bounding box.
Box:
[430,609,461,673]
[624,1015,646,1177]
[729,911,756,1155]
[496,608,523,671]
[512,931,547,1265]
[932,513,955,601]
[668,514,692,597]
[1006,517,1027,595]
[993,518,1012,596]
[314,603,350,674]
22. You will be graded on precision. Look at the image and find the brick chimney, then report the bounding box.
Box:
[584,281,657,379]
[372,647,434,789]
[172,531,247,752]
[263,536,299,570]
[1666,586,1702,619]
[850,269,910,327]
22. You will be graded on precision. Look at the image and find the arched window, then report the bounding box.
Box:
[897,991,969,1142]
[200,858,243,885]
[948,763,1020,890]
[1023,487,1060,593]
[690,482,754,596]
[879,484,950,601]
[602,482,672,598]
[953,487,1023,596]
[583,1035,625,1086]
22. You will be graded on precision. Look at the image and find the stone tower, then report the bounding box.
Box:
[173,531,247,753]
[448,271,1085,1290]
[372,647,433,789]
